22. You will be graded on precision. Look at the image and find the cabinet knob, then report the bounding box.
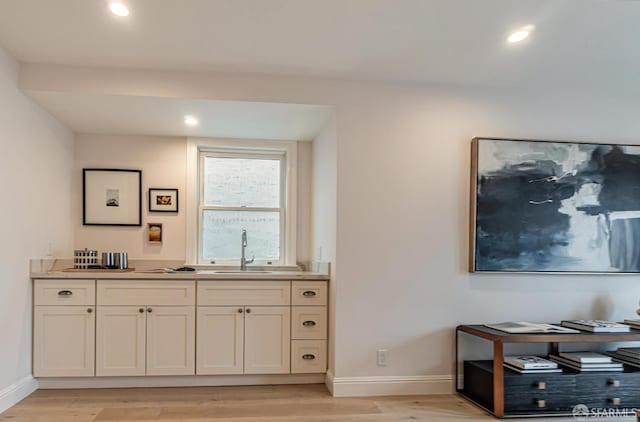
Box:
[87,308,93,313]
[58,290,73,296]
[302,320,317,327]
[246,308,251,314]
[302,354,316,360]
[238,308,243,313]
[536,399,546,408]
[610,397,621,406]
[536,381,546,390]
[302,291,316,297]
[147,308,153,313]
[139,308,145,313]
[609,379,621,387]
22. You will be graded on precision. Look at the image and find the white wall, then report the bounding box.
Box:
[311,113,337,373]
[20,65,640,393]
[74,134,313,264]
[0,50,73,406]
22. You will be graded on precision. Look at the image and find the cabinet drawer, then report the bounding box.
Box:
[291,340,327,373]
[34,279,95,306]
[291,282,327,306]
[291,307,327,340]
[197,281,290,306]
[576,372,640,407]
[504,371,575,413]
[97,281,195,306]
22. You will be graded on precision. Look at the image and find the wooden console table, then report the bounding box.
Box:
[455,324,640,418]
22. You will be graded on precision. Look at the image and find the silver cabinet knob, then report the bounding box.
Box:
[536,399,546,408]
[610,398,621,405]
[609,379,621,387]
[536,381,546,390]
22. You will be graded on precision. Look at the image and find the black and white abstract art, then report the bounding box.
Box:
[472,138,640,273]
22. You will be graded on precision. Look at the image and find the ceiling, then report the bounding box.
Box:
[0,0,638,91]
[27,91,332,141]
[1,0,639,138]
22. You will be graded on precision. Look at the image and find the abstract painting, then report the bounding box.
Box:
[471,138,640,273]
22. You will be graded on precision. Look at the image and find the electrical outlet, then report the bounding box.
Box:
[377,349,388,366]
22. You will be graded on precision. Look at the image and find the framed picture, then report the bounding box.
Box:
[83,169,142,226]
[471,137,640,273]
[149,188,178,212]
[147,223,163,243]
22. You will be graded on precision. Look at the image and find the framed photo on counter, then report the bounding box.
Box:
[83,169,142,226]
[148,188,178,212]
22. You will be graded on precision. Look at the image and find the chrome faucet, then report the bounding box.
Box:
[240,228,255,271]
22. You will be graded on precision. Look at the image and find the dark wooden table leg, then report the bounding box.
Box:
[493,340,504,418]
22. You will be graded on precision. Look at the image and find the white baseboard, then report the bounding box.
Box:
[329,374,454,397]
[0,375,38,414]
[37,373,325,389]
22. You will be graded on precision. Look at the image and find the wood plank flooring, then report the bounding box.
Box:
[0,384,629,421]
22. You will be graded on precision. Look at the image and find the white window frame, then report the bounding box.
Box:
[186,138,297,266]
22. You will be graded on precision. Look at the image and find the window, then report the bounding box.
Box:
[188,139,297,266]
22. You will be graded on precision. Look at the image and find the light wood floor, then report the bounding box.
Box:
[0,384,629,421]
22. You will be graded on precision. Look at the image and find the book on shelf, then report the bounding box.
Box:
[558,351,613,364]
[549,355,623,371]
[503,363,562,374]
[504,355,558,369]
[624,319,640,328]
[614,347,640,359]
[561,320,630,333]
[484,322,580,334]
[606,351,640,368]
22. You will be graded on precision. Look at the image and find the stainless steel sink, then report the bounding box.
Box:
[196,270,273,274]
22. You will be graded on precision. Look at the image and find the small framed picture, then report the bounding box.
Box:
[148,188,178,212]
[83,169,142,226]
[147,223,163,243]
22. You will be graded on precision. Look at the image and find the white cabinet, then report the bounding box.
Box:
[33,306,95,377]
[244,306,291,374]
[33,279,96,378]
[196,307,244,374]
[95,280,196,377]
[96,306,146,376]
[146,306,195,375]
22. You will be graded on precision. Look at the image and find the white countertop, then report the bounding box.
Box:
[31,270,329,281]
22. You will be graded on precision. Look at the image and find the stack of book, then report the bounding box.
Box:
[623,319,640,330]
[560,320,630,332]
[503,356,562,374]
[606,347,640,368]
[549,351,623,372]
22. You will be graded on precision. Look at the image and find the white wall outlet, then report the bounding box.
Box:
[377,349,388,366]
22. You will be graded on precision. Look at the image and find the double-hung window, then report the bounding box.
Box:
[196,145,294,265]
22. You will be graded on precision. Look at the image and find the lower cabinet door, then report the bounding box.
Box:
[96,306,146,376]
[244,306,291,374]
[196,306,244,375]
[146,306,195,375]
[33,306,95,377]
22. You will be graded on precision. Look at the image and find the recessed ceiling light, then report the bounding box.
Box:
[184,116,199,126]
[108,2,129,17]
[507,25,534,44]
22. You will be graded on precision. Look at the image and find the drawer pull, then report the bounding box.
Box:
[139,308,145,313]
[302,291,317,297]
[536,381,546,390]
[536,399,546,408]
[302,320,317,327]
[238,308,243,313]
[58,290,73,296]
[246,308,251,314]
[302,354,316,360]
[610,397,621,405]
[87,308,93,313]
[608,379,621,387]
[147,308,153,313]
